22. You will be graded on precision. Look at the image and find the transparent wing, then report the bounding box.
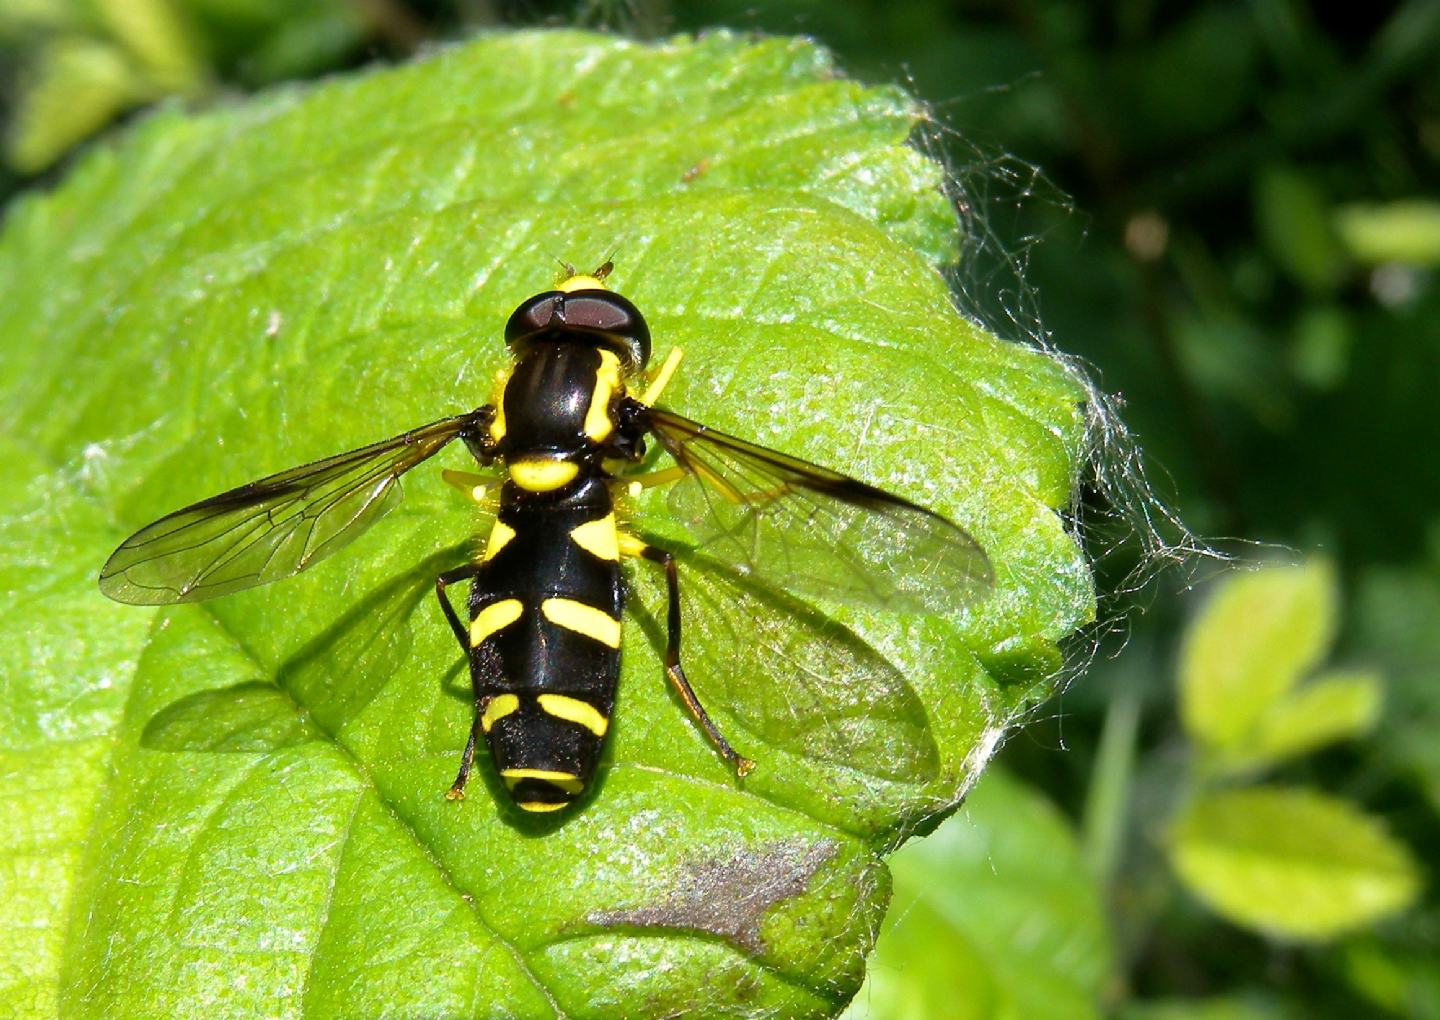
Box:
[642,407,993,616]
[630,555,940,783]
[99,413,480,605]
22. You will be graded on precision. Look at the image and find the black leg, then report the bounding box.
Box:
[640,544,755,776]
[436,562,486,800]
[435,564,479,652]
[446,717,481,801]
[448,642,506,800]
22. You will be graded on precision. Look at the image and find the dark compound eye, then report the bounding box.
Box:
[504,290,651,372]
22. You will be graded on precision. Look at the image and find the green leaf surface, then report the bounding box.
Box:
[1168,786,1420,941]
[1342,925,1440,1020]
[1179,561,1336,760]
[840,771,1111,1020]
[0,30,1093,1017]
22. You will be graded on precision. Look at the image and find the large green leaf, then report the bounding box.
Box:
[0,30,1093,1017]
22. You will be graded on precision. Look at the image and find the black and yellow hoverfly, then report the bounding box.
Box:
[99,263,993,813]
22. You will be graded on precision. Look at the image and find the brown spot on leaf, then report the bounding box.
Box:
[588,838,837,954]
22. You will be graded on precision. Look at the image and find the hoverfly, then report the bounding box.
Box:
[99,263,993,813]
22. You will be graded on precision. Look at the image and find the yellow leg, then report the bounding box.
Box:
[640,347,684,407]
[621,466,686,498]
[441,469,492,505]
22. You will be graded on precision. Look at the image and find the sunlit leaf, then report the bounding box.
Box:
[1169,786,1420,940]
[0,30,1093,1016]
[1336,200,1440,267]
[1179,561,1336,758]
[1231,669,1381,771]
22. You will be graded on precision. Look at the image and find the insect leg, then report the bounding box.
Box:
[620,466,686,496]
[447,720,480,801]
[436,564,505,801]
[445,640,508,801]
[639,347,684,406]
[440,469,491,504]
[434,564,479,651]
[631,539,755,777]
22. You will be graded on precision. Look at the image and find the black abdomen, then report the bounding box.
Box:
[467,475,623,811]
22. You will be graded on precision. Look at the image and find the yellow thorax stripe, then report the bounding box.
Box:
[540,598,622,648]
[537,693,609,736]
[583,349,622,442]
[569,514,619,561]
[489,403,508,443]
[470,598,522,646]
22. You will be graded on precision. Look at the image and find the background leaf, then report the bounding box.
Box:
[841,770,1112,1020]
[1335,200,1440,267]
[0,29,1092,1017]
[1168,786,1421,940]
[1179,562,1336,760]
[1234,669,1381,771]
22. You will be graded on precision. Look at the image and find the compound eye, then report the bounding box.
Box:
[503,289,652,371]
[557,292,635,334]
[560,292,651,371]
[504,292,565,345]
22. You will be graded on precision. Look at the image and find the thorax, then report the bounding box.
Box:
[488,344,624,464]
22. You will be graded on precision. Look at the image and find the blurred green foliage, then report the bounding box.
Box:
[0,0,389,171]
[2,1,1436,1017]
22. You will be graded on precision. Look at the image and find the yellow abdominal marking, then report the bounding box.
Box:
[537,694,609,737]
[583,349,622,442]
[483,520,516,561]
[501,769,585,794]
[510,459,579,491]
[569,514,619,561]
[469,598,523,647]
[480,693,520,733]
[518,800,568,813]
[541,597,622,648]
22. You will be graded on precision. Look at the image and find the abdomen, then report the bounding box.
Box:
[466,475,622,812]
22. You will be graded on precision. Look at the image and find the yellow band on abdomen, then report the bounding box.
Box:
[540,597,622,648]
[500,768,584,795]
[470,598,523,646]
[569,514,619,561]
[480,693,520,732]
[537,693,609,736]
[483,520,516,561]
